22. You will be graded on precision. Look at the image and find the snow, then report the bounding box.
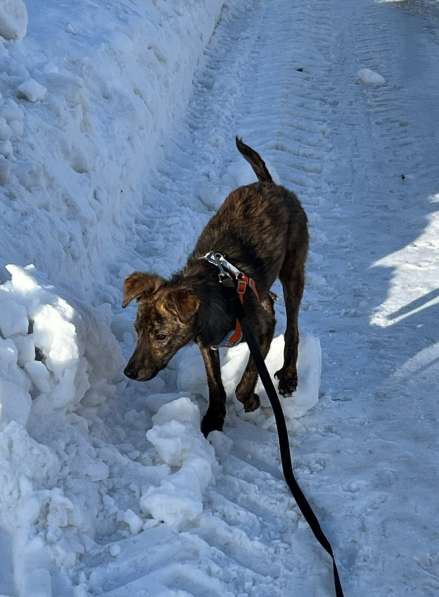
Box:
[0,293,28,336]
[121,509,143,536]
[0,0,28,41]
[0,0,439,595]
[0,264,124,591]
[357,68,386,85]
[141,398,217,528]
[0,376,31,427]
[13,334,35,366]
[0,155,10,184]
[109,544,120,558]
[16,78,47,102]
[0,265,93,412]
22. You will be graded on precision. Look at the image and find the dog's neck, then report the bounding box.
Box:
[170,259,236,347]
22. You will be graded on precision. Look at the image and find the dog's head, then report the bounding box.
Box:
[122,272,200,381]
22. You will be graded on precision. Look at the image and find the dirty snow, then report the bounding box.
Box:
[1,0,439,596]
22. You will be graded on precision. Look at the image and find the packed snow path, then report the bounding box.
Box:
[84,1,439,595]
[1,0,439,596]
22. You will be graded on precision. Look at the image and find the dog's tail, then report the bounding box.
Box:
[235,137,273,184]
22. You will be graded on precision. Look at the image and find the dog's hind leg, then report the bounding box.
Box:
[236,296,275,412]
[275,253,306,396]
[199,345,226,437]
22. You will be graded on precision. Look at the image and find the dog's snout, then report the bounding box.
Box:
[124,361,138,379]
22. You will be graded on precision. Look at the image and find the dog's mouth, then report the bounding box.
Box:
[136,369,158,382]
[124,366,159,382]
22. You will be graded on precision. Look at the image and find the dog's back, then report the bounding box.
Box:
[190,139,308,292]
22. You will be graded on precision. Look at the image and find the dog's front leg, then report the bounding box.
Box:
[198,344,226,437]
[236,299,275,412]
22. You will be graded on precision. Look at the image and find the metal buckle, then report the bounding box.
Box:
[236,277,247,295]
[203,251,242,284]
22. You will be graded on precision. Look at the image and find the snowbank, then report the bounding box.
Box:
[0,264,89,428]
[0,264,123,593]
[0,0,224,298]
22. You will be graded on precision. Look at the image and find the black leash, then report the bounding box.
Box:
[236,302,345,597]
[202,250,344,596]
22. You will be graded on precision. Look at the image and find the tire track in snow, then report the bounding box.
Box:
[352,5,424,182]
[173,1,337,593]
[123,0,266,279]
[298,2,439,596]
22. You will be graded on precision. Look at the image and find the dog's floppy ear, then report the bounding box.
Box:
[164,288,200,323]
[122,272,164,308]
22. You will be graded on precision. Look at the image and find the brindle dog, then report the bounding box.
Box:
[123,138,308,436]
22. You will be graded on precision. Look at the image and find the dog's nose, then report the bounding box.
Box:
[124,362,138,379]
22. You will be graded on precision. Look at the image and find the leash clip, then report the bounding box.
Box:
[203,251,241,285]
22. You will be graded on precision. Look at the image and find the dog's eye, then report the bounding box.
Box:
[155,333,168,342]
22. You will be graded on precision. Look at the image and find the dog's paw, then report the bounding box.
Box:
[243,393,260,412]
[201,409,225,438]
[275,368,297,397]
